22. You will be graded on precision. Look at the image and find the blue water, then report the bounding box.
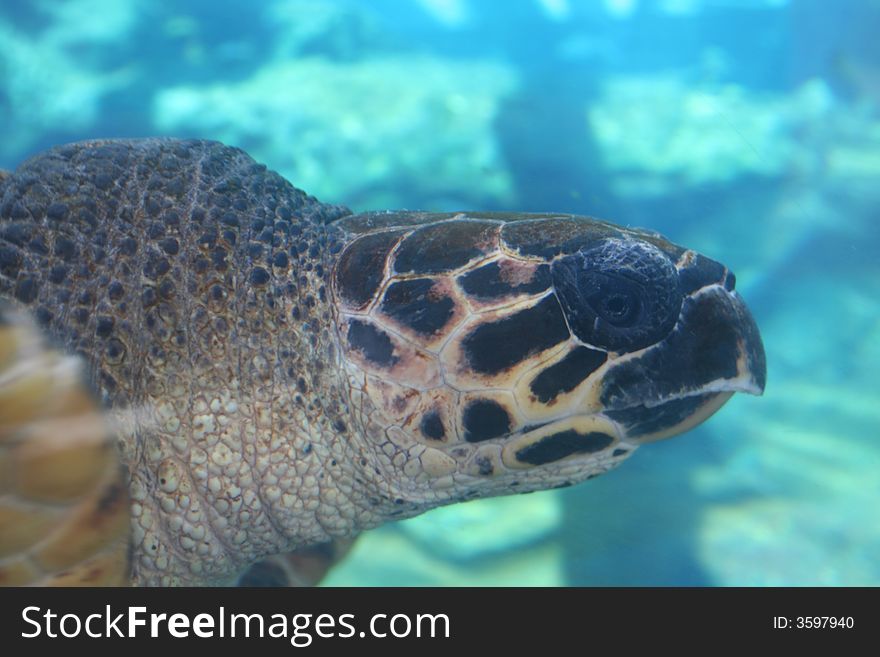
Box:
[1,0,877,585]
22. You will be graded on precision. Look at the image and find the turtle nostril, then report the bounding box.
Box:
[724,271,736,291]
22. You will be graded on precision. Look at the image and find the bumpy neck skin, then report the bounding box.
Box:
[118,349,409,585]
[0,138,412,585]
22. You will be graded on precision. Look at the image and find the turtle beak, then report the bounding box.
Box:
[711,286,766,397]
[600,283,766,443]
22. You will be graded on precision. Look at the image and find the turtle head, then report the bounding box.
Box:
[332,212,765,508]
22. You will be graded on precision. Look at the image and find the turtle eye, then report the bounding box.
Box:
[584,273,641,327]
[551,238,682,353]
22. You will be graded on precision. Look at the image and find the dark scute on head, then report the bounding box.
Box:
[516,430,614,465]
[600,286,765,408]
[462,294,569,375]
[463,398,511,442]
[678,252,728,296]
[393,220,499,274]
[381,278,455,336]
[629,231,686,261]
[529,346,607,403]
[458,260,551,300]
[551,238,682,353]
[500,217,622,259]
[335,229,405,308]
[420,410,446,441]
[475,454,494,475]
[605,392,720,438]
[347,319,398,368]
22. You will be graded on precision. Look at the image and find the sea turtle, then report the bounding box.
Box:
[0,139,765,586]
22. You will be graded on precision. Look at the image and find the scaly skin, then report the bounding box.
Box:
[0,139,414,585]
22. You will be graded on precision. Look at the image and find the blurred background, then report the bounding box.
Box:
[1,0,877,585]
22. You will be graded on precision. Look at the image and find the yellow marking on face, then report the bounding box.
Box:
[501,414,621,469]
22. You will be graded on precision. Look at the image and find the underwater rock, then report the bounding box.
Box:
[587,75,879,197]
[690,275,880,585]
[394,493,562,561]
[324,492,564,585]
[695,398,880,585]
[0,15,130,161]
[154,56,517,211]
[323,522,563,586]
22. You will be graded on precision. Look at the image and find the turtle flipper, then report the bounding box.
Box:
[236,539,354,587]
[0,303,130,586]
